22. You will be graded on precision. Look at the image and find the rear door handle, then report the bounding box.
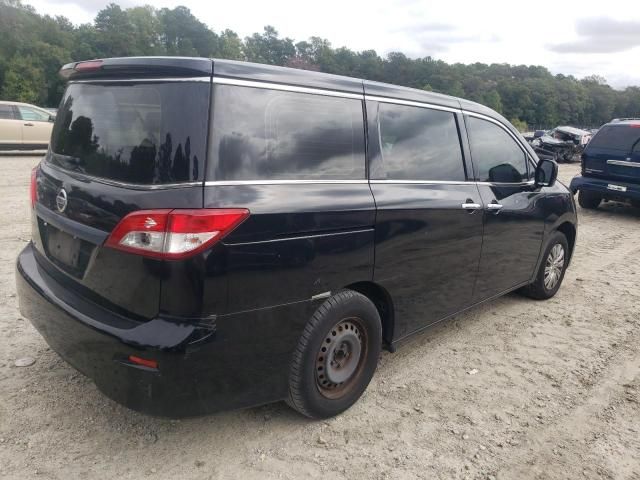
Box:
[24,123,34,127]
[486,203,503,212]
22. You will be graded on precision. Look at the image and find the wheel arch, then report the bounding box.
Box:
[556,221,576,263]
[345,281,395,350]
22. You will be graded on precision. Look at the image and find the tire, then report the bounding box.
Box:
[578,190,601,209]
[287,290,382,419]
[521,231,569,300]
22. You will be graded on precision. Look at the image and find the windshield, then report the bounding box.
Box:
[49,81,210,184]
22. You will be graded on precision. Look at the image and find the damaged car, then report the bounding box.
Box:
[530,126,592,163]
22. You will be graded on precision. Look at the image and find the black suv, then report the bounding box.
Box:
[570,119,640,209]
[16,57,577,418]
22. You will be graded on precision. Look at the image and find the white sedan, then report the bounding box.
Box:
[0,101,55,151]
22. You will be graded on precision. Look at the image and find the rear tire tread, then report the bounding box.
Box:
[578,190,601,210]
[287,290,380,418]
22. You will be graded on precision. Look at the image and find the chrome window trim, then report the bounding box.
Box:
[365,95,459,113]
[370,179,535,187]
[70,77,211,84]
[212,77,364,100]
[205,179,368,186]
[370,180,473,186]
[607,159,640,168]
[43,161,203,190]
[476,180,535,187]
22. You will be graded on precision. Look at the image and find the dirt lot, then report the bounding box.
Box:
[0,156,638,480]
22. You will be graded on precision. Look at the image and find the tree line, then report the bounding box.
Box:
[1,0,639,130]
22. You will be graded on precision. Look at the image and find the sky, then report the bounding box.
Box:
[24,0,640,89]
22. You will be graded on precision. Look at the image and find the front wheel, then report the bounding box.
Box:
[521,231,569,300]
[287,290,382,418]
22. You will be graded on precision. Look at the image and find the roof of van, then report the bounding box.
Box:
[212,58,500,119]
[607,119,640,126]
[60,56,509,125]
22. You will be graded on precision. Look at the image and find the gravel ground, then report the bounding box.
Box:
[0,156,639,480]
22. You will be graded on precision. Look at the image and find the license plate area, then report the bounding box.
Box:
[38,218,95,278]
[607,184,628,192]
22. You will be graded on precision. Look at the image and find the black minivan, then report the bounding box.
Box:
[16,57,577,418]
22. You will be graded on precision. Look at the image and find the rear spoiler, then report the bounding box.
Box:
[60,57,213,80]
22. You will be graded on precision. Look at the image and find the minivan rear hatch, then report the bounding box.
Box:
[583,123,640,182]
[34,70,211,320]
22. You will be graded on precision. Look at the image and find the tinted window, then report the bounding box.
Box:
[587,125,640,152]
[0,105,14,119]
[209,85,365,181]
[18,106,50,122]
[50,82,209,184]
[378,103,465,181]
[467,117,527,183]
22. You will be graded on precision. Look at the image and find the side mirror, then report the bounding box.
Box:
[49,115,55,123]
[535,158,558,188]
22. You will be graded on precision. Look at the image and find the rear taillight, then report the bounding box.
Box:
[105,209,249,259]
[30,167,38,208]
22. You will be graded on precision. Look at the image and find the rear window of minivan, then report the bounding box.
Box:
[208,85,365,181]
[588,125,640,152]
[50,82,209,185]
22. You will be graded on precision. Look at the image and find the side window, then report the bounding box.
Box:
[527,158,538,180]
[17,106,50,122]
[467,116,528,183]
[0,105,15,120]
[378,103,465,181]
[209,85,365,181]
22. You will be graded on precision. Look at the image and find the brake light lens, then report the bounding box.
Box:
[30,166,38,208]
[75,60,103,72]
[105,209,250,259]
[128,355,158,369]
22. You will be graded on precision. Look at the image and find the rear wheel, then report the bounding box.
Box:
[578,190,601,209]
[287,290,382,418]
[521,231,569,300]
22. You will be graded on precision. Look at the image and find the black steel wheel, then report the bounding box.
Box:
[315,317,368,399]
[287,290,381,418]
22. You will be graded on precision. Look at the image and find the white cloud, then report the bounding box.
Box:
[23,0,640,88]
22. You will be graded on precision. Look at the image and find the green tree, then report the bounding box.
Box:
[510,118,528,132]
[1,55,46,103]
[218,29,243,60]
[0,0,638,123]
[94,3,136,57]
[159,6,216,57]
[482,90,503,113]
[244,26,295,65]
[128,6,164,55]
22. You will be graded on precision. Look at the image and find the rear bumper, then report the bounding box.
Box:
[16,242,310,417]
[569,174,640,201]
